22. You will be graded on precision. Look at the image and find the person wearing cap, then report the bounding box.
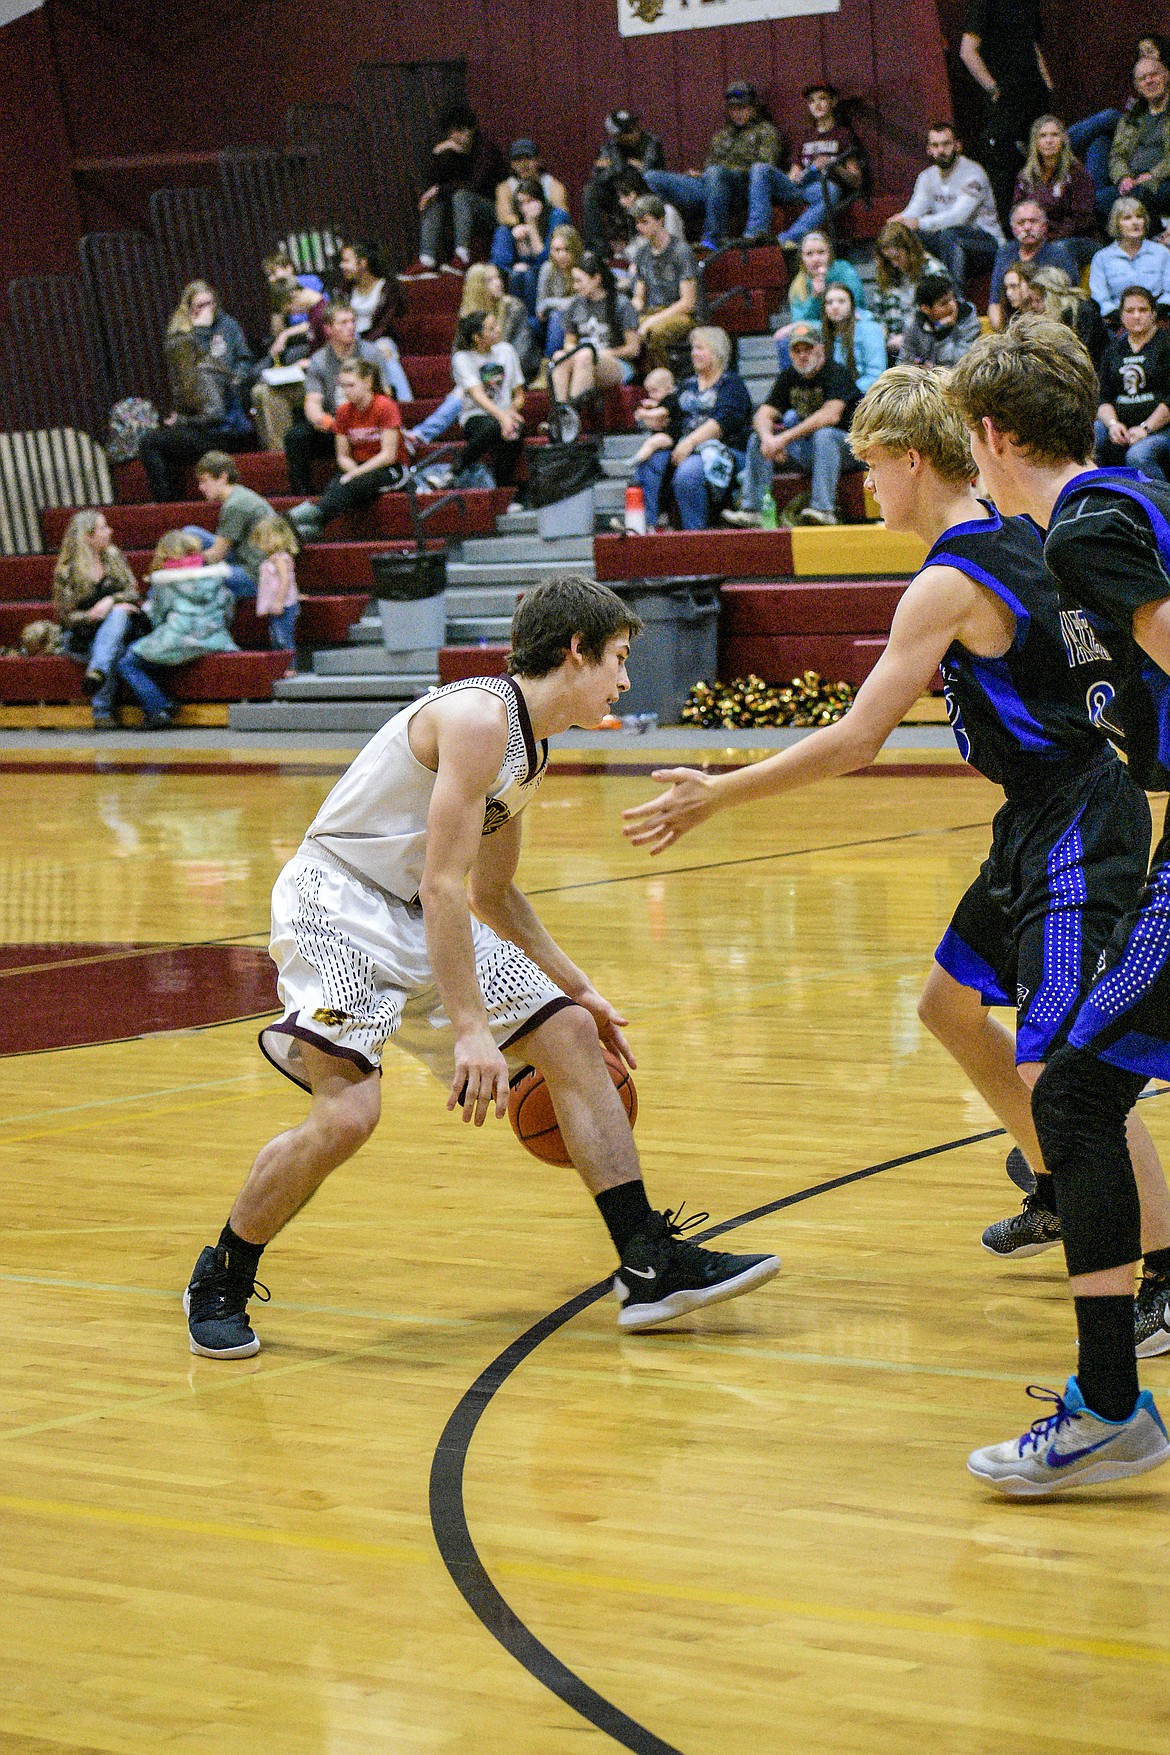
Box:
[725,320,862,527]
[495,141,569,231]
[745,83,870,245]
[582,110,666,253]
[898,272,982,367]
[645,82,781,251]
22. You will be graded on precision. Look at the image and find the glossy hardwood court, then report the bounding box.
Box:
[2,746,1169,1755]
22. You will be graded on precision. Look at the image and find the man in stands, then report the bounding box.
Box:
[190,452,275,601]
[283,304,392,495]
[987,199,1078,329]
[894,122,1004,295]
[630,196,699,372]
[724,319,861,528]
[1101,55,1170,227]
[900,273,982,368]
[581,110,666,253]
[495,139,568,232]
[408,104,505,277]
[645,81,781,252]
[745,82,869,246]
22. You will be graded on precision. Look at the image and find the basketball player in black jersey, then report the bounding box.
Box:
[946,316,1170,1493]
[624,363,1170,1492]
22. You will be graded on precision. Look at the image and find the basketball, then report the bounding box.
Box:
[508,1048,638,1165]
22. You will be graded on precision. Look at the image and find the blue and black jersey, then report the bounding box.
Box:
[1044,467,1170,793]
[926,503,1116,795]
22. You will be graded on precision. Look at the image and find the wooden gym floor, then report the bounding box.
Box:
[2,745,1168,1755]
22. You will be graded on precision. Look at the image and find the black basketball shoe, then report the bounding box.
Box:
[183,1243,269,1358]
[981,1192,1063,1258]
[1135,1268,1170,1359]
[614,1207,781,1330]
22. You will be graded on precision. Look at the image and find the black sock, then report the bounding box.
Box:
[595,1180,653,1256]
[218,1221,265,1274]
[1142,1246,1170,1280]
[1074,1295,1140,1421]
[1032,1170,1058,1214]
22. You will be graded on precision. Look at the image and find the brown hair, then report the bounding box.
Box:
[195,450,239,483]
[874,220,932,293]
[508,576,642,677]
[945,315,1097,466]
[337,356,379,388]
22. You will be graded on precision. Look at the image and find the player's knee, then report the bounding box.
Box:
[321,1076,381,1157]
[529,1003,603,1083]
[1031,1047,1126,1178]
[916,966,970,1041]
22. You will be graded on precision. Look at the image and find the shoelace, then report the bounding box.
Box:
[1016,1384,1074,1456]
[662,1203,711,1239]
[191,1267,270,1315]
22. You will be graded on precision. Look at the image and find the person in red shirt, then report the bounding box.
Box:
[287,358,405,539]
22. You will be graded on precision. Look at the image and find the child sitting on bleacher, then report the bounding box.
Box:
[252,515,300,660]
[116,531,237,730]
[629,367,683,468]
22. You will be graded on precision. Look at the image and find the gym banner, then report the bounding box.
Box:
[620,0,838,37]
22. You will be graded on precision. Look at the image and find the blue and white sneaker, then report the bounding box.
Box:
[968,1377,1170,1496]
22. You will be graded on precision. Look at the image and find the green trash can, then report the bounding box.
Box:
[615,576,722,724]
[370,550,447,654]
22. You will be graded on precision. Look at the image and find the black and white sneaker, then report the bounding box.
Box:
[183,1243,269,1358]
[614,1207,780,1331]
[1135,1270,1170,1358]
[981,1193,1063,1258]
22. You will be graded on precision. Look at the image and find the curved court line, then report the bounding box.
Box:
[428,1124,1010,1755]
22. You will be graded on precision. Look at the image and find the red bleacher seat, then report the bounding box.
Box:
[401,355,454,397]
[398,274,464,313]
[0,650,289,705]
[720,579,907,636]
[718,633,887,687]
[769,470,869,524]
[438,645,510,684]
[397,311,459,354]
[703,247,788,297]
[594,529,795,581]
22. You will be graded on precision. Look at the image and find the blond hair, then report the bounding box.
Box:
[460,262,505,321]
[548,223,584,271]
[688,326,732,375]
[945,315,1097,466]
[251,514,300,558]
[149,529,204,574]
[850,365,975,483]
[1108,195,1149,240]
[52,510,139,621]
[874,220,931,293]
[168,280,217,336]
[1020,115,1075,192]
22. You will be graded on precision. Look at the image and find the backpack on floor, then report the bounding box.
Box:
[106,398,159,463]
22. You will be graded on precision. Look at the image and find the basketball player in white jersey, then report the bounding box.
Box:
[185,576,779,1356]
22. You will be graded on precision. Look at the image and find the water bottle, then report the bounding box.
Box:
[760,489,778,529]
[624,484,647,535]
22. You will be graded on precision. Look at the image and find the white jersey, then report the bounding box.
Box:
[301,675,548,902]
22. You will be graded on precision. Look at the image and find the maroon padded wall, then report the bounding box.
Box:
[0,7,83,287]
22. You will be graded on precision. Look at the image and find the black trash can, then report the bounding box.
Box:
[615,576,722,724]
[370,549,447,654]
[527,440,602,539]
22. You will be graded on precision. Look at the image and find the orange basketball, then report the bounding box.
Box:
[508,1048,638,1166]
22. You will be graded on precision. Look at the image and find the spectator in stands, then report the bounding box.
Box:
[252,514,300,657]
[999,262,1029,324]
[899,273,981,368]
[338,240,411,401]
[491,179,572,316]
[634,326,752,530]
[288,359,405,539]
[959,1,1052,220]
[495,140,568,234]
[52,511,142,730]
[460,263,539,380]
[1099,56,1170,226]
[1089,197,1170,321]
[263,251,327,357]
[581,110,665,253]
[987,199,1077,329]
[614,169,686,249]
[1069,34,1170,197]
[551,252,641,401]
[117,531,238,730]
[283,303,389,494]
[535,224,583,357]
[1017,261,1103,358]
[189,452,274,600]
[775,230,867,358]
[139,281,255,502]
[872,221,945,356]
[1094,285,1170,477]
[1012,117,1098,271]
[409,104,505,276]
[820,284,888,394]
[745,82,869,246]
[451,310,526,489]
[645,81,781,251]
[630,196,700,371]
[725,319,860,528]
[894,122,1004,294]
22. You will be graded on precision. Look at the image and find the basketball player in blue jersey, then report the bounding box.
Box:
[185,576,779,1359]
[945,316,1170,1493]
[624,364,1170,1489]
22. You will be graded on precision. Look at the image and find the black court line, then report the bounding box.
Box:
[428,1123,1011,1755]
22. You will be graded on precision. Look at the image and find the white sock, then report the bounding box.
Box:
[454,245,470,265]
[419,253,436,269]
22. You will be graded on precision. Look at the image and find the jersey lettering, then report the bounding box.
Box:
[1060,609,1112,668]
[943,675,972,762]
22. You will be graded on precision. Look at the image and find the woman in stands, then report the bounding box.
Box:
[53,511,142,731]
[139,281,255,502]
[1089,196,1170,322]
[820,283,888,394]
[1018,261,1102,358]
[116,530,238,730]
[551,252,641,404]
[633,326,752,531]
[536,224,584,359]
[491,178,572,317]
[998,263,1029,325]
[872,221,945,358]
[775,230,867,365]
[1013,117,1098,272]
[460,263,539,380]
[338,240,412,401]
[450,310,526,490]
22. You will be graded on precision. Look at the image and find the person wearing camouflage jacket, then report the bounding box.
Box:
[645,81,782,249]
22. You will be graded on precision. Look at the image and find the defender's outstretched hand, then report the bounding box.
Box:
[622,767,717,854]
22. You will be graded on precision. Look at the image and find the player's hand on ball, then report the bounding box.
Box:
[450,1028,510,1125]
[622,767,716,853]
[574,983,636,1070]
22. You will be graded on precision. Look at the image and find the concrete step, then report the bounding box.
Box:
[446,617,513,642]
[445,559,597,586]
[452,533,594,565]
[601,457,636,479]
[446,585,527,615]
[229,701,416,733]
[274,672,437,701]
[738,335,777,366]
[601,434,642,458]
[314,645,440,675]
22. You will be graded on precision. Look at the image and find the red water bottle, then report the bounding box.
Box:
[624,484,647,535]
